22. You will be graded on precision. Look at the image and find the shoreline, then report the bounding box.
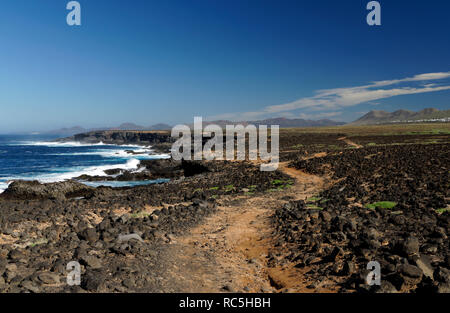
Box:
[56,129,174,154]
[0,139,171,194]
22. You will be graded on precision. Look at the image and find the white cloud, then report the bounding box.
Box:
[209,71,450,121]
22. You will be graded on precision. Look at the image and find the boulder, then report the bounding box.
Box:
[402,236,420,256]
[139,159,183,178]
[38,272,61,285]
[2,180,94,200]
[81,255,103,270]
[399,264,423,285]
[414,255,434,279]
[79,228,99,243]
[81,270,105,291]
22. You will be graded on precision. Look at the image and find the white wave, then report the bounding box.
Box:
[36,158,141,183]
[13,141,107,147]
[48,148,170,160]
[36,141,152,149]
[0,158,142,192]
[146,154,171,159]
[8,140,157,151]
[0,140,171,193]
[131,166,146,173]
[0,182,10,193]
[50,149,138,158]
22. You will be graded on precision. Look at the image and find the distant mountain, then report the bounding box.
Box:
[43,126,87,136]
[111,123,172,131]
[147,123,171,130]
[254,117,345,128]
[113,123,147,131]
[351,108,450,125]
[43,122,172,135]
[42,116,343,136]
[202,117,344,128]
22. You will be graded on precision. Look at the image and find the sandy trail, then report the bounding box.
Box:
[338,136,363,148]
[162,161,336,292]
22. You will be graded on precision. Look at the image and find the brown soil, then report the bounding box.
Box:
[338,137,363,149]
[163,161,337,293]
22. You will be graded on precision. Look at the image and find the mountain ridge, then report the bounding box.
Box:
[351,108,450,125]
[38,108,449,136]
[41,123,172,136]
[41,118,344,136]
[200,117,344,128]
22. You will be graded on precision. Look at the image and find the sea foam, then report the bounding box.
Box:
[0,158,142,193]
[48,148,170,160]
[0,140,171,193]
[12,141,107,147]
[0,182,10,193]
[35,158,142,183]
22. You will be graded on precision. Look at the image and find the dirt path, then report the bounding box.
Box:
[338,136,363,148]
[161,161,335,293]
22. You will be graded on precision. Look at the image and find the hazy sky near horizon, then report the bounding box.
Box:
[0,0,449,133]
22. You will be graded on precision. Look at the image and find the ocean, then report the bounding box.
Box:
[0,134,170,193]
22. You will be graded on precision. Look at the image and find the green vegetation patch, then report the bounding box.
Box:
[366,201,397,210]
[28,238,48,248]
[271,179,294,185]
[435,208,450,214]
[130,211,151,219]
[271,179,293,190]
[328,145,341,150]
[307,196,329,204]
[224,184,235,191]
[306,204,323,210]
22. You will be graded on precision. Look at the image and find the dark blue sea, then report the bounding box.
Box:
[0,134,170,193]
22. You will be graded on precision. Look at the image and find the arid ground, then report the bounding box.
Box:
[0,123,449,293]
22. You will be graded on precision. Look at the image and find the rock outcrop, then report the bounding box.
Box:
[1,180,94,200]
[60,130,174,147]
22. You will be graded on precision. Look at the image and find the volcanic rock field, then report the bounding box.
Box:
[0,126,449,293]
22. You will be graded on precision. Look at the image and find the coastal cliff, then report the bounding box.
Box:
[59,130,174,152]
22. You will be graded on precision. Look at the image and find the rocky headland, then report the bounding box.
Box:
[58,130,174,153]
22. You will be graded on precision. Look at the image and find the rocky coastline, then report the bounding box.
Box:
[0,153,290,292]
[57,130,175,154]
[0,127,449,293]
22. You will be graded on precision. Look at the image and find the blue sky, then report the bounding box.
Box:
[0,0,449,132]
